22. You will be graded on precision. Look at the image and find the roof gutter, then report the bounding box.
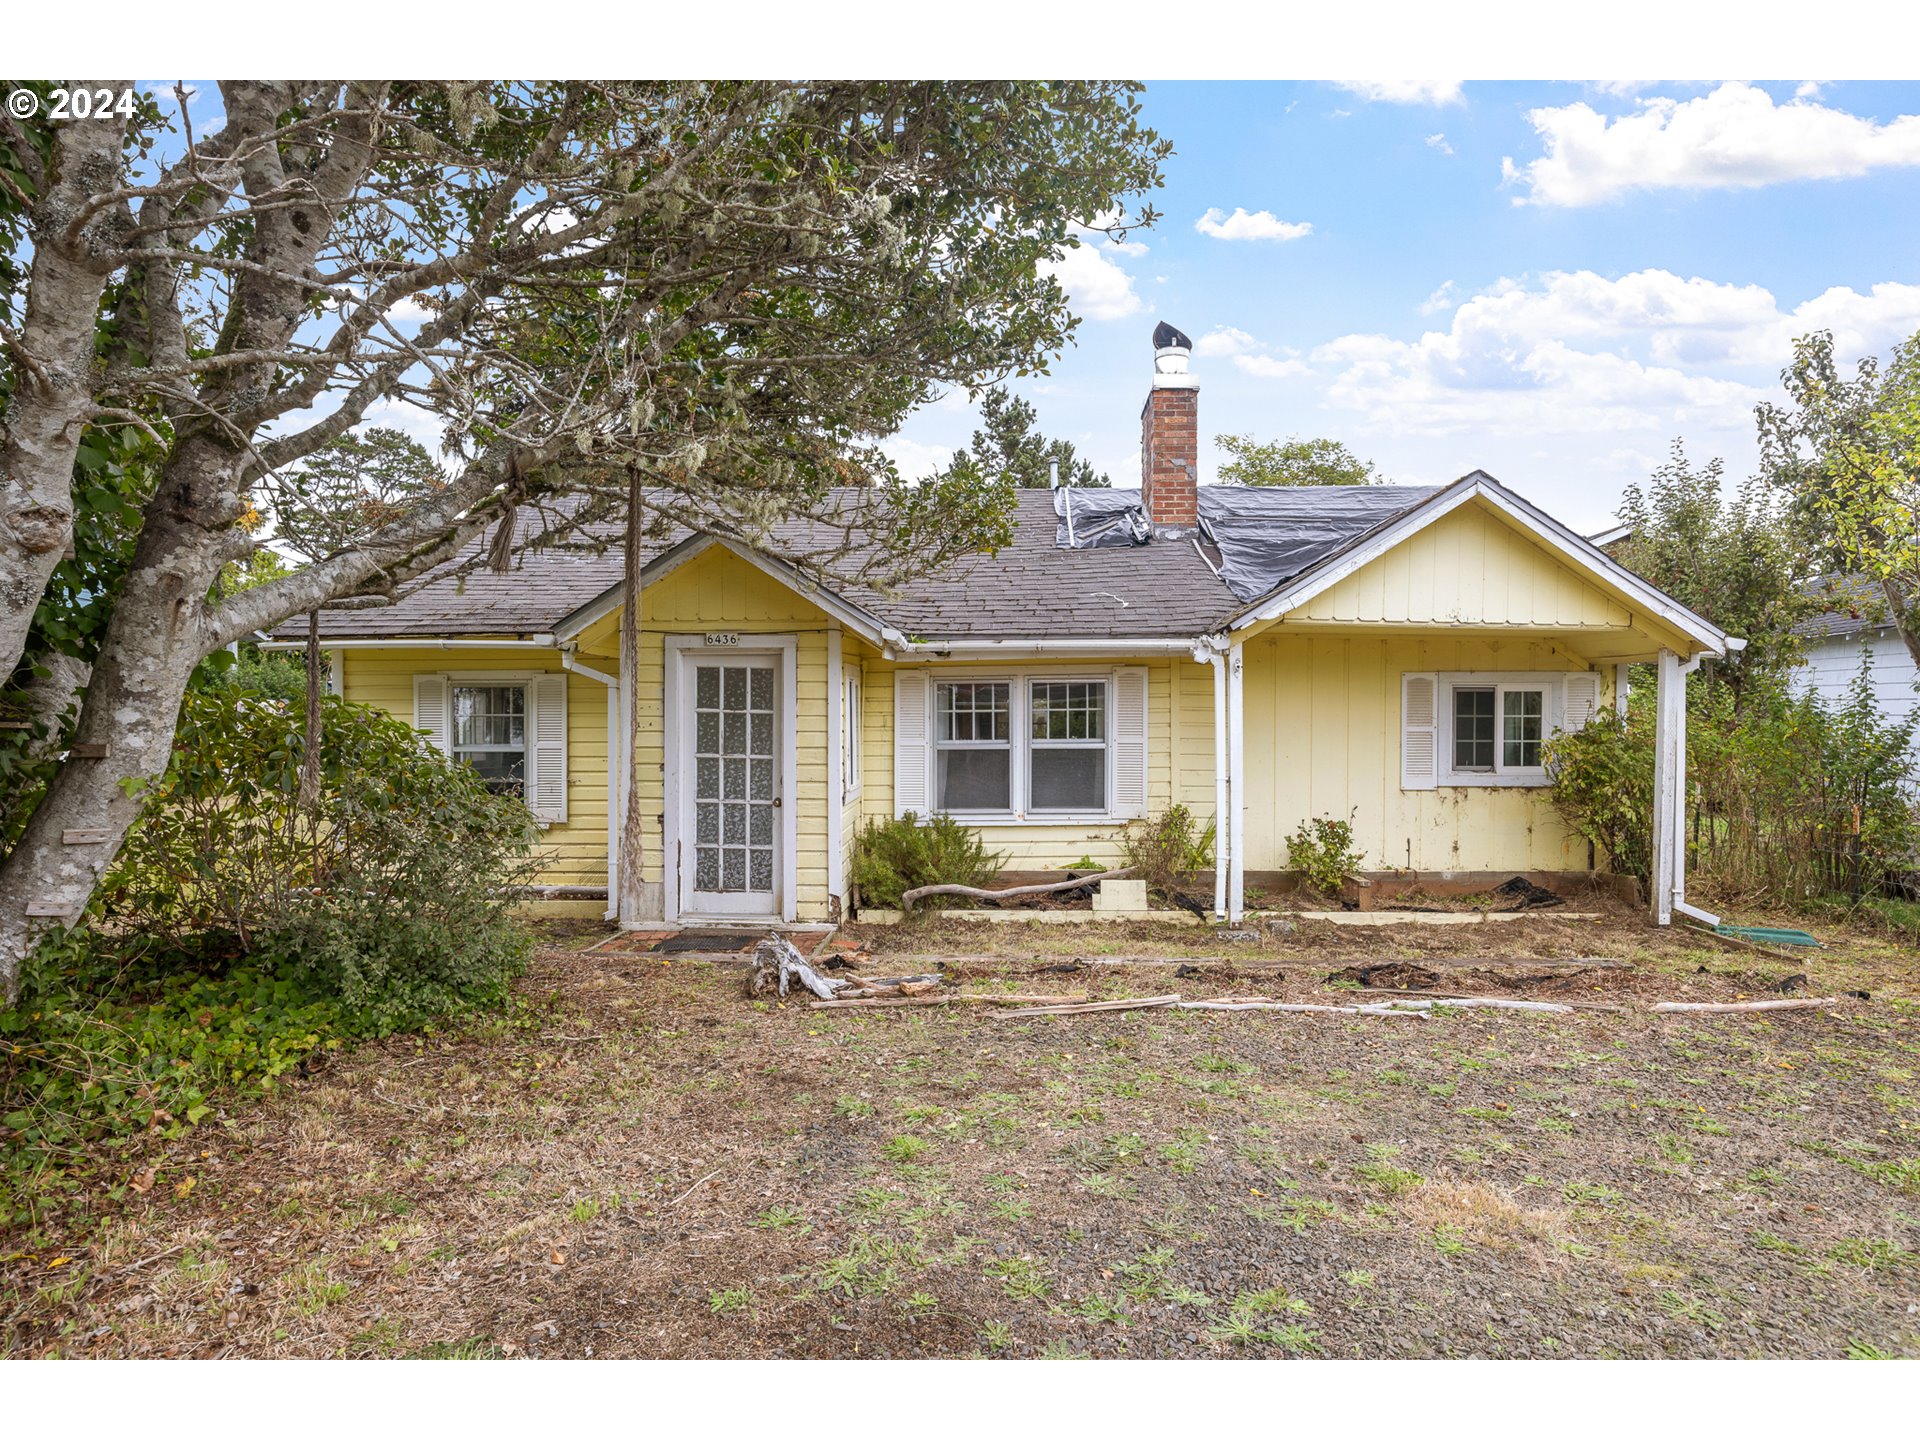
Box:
[258,635,557,652]
[880,635,1211,661]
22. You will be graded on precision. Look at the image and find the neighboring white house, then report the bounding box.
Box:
[1792,575,1920,758]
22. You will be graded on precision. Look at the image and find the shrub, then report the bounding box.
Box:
[1546,660,1918,901]
[102,685,540,1030]
[851,812,1005,910]
[1286,812,1364,897]
[2,687,540,1221]
[1119,803,1216,900]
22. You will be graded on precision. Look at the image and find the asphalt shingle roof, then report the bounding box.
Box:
[283,487,1242,643]
[1796,573,1892,641]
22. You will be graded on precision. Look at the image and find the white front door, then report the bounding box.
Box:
[681,654,782,919]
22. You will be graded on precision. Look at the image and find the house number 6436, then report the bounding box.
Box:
[704,632,740,646]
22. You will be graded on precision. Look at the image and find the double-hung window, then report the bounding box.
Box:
[1402,670,1601,790]
[930,676,1113,816]
[1028,680,1107,812]
[451,683,529,795]
[1449,683,1546,776]
[935,681,1013,811]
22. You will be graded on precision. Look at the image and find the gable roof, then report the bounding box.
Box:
[1222,471,1730,655]
[276,473,1729,657]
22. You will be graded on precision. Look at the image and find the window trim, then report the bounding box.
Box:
[449,676,532,795]
[1433,671,1565,787]
[929,667,1120,822]
[841,667,863,802]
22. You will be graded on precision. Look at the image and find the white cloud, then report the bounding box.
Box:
[1795,81,1824,100]
[1424,132,1454,156]
[1193,326,1259,358]
[1503,81,1920,206]
[879,435,955,480]
[1420,281,1458,315]
[1194,208,1313,243]
[1039,221,1149,322]
[1307,267,1920,440]
[1336,81,1464,106]
[1233,354,1308,380]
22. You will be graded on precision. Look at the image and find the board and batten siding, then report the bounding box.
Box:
[1240,632,1606,873]
[1288,502,1635,630]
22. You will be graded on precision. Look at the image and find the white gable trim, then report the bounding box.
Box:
[1226,472,1729,657]
[552,534,897,648]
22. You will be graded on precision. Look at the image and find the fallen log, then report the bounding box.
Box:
[1378,996,1575,1014]
[810,995,953,1010]
[989,992,1180,1018]
[810,991,1090,1011]
[1176,999,1427,1019]
[830,975,944,999]
[901,867,1136,912]
[1650,997,1840,1014]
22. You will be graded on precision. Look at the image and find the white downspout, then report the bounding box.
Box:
[561,646,621,922]
[1670,652,1720,928]
[1206,645,1228,920]
[1227,639,1246,925]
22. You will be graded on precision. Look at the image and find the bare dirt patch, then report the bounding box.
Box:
[6,913,1917,1359]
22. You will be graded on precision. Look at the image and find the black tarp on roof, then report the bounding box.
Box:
[1195,485,1442,602]
[1053,486,1150,548]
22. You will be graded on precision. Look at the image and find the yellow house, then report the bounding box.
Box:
[277,330,1728,928]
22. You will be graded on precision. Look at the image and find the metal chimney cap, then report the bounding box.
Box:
[1152,321,1193,351]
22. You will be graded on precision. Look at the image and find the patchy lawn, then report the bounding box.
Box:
[5,911,1918,1359]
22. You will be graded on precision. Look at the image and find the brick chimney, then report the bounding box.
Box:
[1140,321,1199,528]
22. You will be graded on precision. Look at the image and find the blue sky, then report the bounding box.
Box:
[884,80,1920,531]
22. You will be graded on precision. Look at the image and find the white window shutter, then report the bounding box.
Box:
[413,674,451,755]
[1111,666,1150,819]
[1562,672,1601,733]
[893,671,932,818]
[1401,672,1438,790]
[529,673,568,823]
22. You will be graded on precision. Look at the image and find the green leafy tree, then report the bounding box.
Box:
[273,428,448,561]
[941,386,1108,488]
[1613,441,1815,706]
[1757,328,1920,668]
[1215,434,1380,487]
[0,81,1168,999]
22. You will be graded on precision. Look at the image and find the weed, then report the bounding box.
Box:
[985,1254,1051,1300]
[708,1286,754,1316]
[1356,1161,1425,1197]
[751,1204,810,1233]
[1341,1270,1376,1289]
[901,1291,940,1317]
[981,1320,1015,1351]
[1655,1134,1695,1165]
[884,1135,930,1163]
[834,1095,874,1119]
[1432,1225,1468,1257]
[1659,1291,1726,1331]
[988,1196,1033,1222]
[1066,1294,1130,1326]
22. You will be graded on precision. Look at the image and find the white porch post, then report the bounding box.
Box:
[1651,649,1681,925]
[826,626,845,916]
[1227,639,1246,925]
[1211,651,1228,920]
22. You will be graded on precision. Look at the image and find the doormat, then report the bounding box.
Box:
[651,931,767,954]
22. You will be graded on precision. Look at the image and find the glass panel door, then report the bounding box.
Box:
[684,657,779,915]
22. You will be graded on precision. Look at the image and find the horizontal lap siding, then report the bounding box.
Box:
[855,654,1214,869]
[340,646,609,888]
[1243,633,1590,873]
[338,546,841,919]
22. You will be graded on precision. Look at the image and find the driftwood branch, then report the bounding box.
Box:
[1650,997,1840,1014]
[901,867,1137,911]
[1177,999,1427,1018]
[989,992,1179,1018]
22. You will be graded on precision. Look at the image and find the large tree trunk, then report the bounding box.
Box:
[617,471,650,926]
[0,90,134,681]
[0,447,230,1002]
[1878,574,1920,672]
